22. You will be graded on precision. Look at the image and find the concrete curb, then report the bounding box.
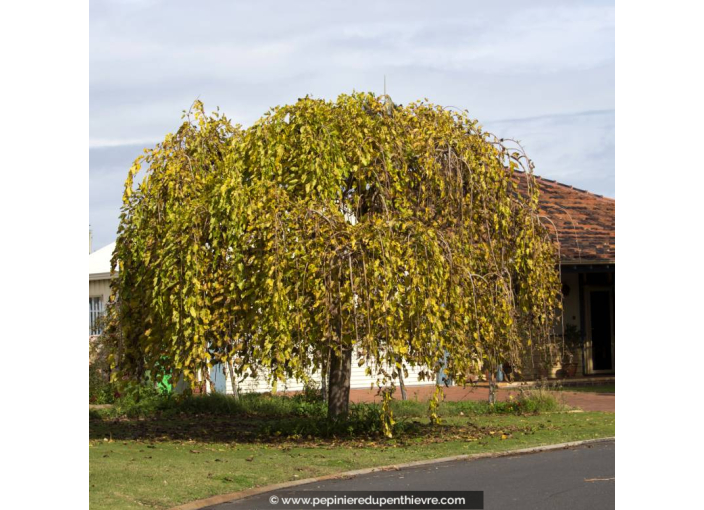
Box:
[169,437,615,510]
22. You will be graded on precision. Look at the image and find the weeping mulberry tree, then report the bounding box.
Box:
[107,93,561,423]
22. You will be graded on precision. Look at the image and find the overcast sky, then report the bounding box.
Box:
[90,0,614,250]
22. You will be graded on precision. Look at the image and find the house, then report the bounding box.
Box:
[89,242,116,338]
[519,175,615,377]
[89,174,615,391]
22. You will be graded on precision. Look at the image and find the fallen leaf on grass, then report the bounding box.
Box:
[246,456,254,462]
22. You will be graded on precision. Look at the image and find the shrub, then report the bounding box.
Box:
[89,362,117,405]
[514,386,564,413]
[91,384,565,426]
[107,381,165,417]
[386,399,426,418]
[89,332,122,404]
[388,396,560,417]
[94,389,329,420]
[258,403,386,438]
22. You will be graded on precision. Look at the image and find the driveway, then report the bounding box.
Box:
[350,386,615,413]
[206,440,615,510]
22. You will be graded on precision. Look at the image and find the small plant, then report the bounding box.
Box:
[561,324,582,363]
[556,324,581,378]
[299,381,324,403]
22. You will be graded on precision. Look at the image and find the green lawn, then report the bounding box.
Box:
[90,412,615,510]
[563,384,615,394]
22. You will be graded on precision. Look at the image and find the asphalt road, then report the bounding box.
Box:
[206,440,615,510]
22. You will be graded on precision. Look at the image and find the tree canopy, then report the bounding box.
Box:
[107,93,561,419]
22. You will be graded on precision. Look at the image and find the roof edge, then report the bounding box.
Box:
[515,170,615,202]
[89,272,117,281]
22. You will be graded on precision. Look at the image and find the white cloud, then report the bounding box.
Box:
[485,109,615,197]
[90,0,614,244]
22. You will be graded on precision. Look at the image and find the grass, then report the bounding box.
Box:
[91,385,566,422]
[90,391,614,510]
[562,383,615,394]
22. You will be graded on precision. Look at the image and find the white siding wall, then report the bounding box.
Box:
[89,279,112,336]
[89,279,111,305]
[220,351,434,395]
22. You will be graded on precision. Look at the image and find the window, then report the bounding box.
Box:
[89,296,105,335]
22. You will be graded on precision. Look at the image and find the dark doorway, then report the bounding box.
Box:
[589,290,614,371]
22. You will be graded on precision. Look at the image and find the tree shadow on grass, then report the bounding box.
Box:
[89,414,533,446]
[90,415,286,443]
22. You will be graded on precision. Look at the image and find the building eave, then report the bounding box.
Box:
[89,272,117,281]
[561,259,615,266]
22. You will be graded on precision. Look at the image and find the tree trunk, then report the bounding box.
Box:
[202,366,215,394]
[488,373,497,405]
[327,347,352,419]
[321,368,327,403]
[396,357,407,401]
[227,359,239,399]
[321,350,329,403]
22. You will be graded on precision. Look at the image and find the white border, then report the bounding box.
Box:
[5,0,704,507]
[0,1,88,508]
[618,1,704,508]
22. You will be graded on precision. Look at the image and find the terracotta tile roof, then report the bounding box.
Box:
[514,173,615,264]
